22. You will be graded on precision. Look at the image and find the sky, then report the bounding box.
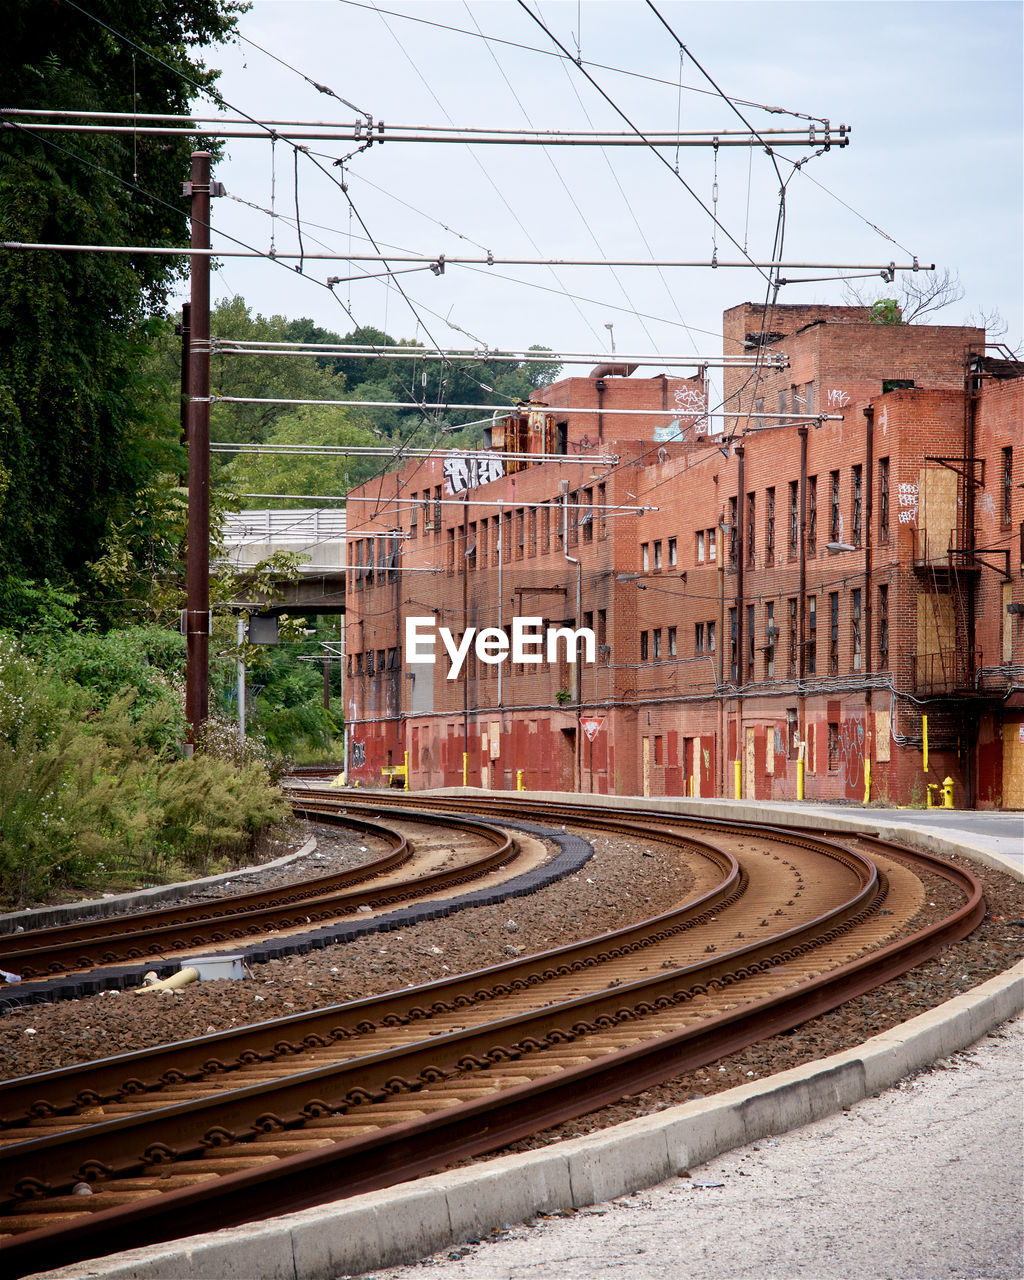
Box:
[184,0,1023,373]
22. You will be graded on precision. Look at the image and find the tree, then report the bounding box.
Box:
[0,0,244,625]
[842,267,966,323]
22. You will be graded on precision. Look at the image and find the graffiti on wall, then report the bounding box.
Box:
[897,482,919,525]
[827,388,851,409]
[838,718,865,797]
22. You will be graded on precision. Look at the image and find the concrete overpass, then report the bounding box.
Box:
[220,509,347,615]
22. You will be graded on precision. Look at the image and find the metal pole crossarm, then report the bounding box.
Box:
[210,339,785,369]
[206,395,840,422]
[0,243,933,275]
[2,113,844,148]
[211,442,619,464]
[241,493,657,512]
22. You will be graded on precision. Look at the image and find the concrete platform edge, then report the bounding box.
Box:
[31,958,1024,1280]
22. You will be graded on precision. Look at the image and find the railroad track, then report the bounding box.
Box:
[0,808,518,983]
[0,794,984,1276]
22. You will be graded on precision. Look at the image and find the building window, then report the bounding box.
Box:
[747,603,755,680]
[729,607,738,682]
[788,597,798,677]
[708,526,717,561]
[479,520,488,566]
[653,540,663,570]
[503,511,513,560]
[829,591,839,675]
[640,631,649,660]
[569,494,579,547]
[466,523,477,571]
[806,595,817,675]
[528,507,538,555]
[852,588,862,671]
[642,542,650,572]
[879,457,890,544]
[582,488,594,543]
[541,505,551,553]
[878,584,889,669]
[766,486,775,566]
[729,497,738,568]
[828,722,839,771]
[852,465,863,548]
[765,601,776,678]
[830,470,841,543]
[516,508,525,558]
[668,626,677,656]
[695,621,705,655]
[746,493,756,568]
[807,476,817,553]
[597,609,607,655]
[707,620,716,653]
[446,527,456,574]
[754,396,764,420]
[653,628,662,659]
[789,480,799,558]
[1003,447,1013,525]
[696,530,705,563]
[778,387,788,422]
[668,536,677,567]
[433,486,442,531]
[410,496,418,537]
[804,382,815,415]
[597,482,607,537]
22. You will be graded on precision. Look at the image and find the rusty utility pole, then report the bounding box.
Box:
[184,151,212,743]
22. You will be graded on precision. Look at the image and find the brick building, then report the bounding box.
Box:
[344,304,1023,808]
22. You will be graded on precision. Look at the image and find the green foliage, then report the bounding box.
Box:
[0,1,243,627]
[869,299,903,325]
[0,630,287,909]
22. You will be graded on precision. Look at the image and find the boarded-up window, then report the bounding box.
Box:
[875,710,891,763]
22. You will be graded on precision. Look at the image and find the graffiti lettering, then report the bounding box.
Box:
[673,387,705,413]
[444,451,505,495]
[827,388,851,409]
[350,741,366,769]
[837,718,865,795]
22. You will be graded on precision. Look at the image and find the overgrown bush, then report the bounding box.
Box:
[0,632,288,909]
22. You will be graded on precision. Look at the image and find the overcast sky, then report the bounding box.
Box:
[188,0,1023,371]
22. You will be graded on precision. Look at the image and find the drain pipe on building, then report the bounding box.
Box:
[564,487,583,792]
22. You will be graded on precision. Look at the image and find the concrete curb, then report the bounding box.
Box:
[0,840,319,935]
[28,824,1024,1280]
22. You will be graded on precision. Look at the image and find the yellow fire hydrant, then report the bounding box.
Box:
[926,776,956,809]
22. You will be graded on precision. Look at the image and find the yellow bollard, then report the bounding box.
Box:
[942,776,955,808]
[462,752,469,787]
[922,714,929,774]
[734,759,742,799]
[797,757,805,801]
[403,750,410,791]
[516,769,525,791]
[863,757,871,805]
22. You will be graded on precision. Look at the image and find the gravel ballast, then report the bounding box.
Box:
[0,821,1019,1138]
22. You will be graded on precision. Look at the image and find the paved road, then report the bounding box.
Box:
[751,803,1024,869]
[366,1017,1024,1280]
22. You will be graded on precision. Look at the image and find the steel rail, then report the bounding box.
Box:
[0,811,513,979]
[0,823,738,1126]
[0,834,873,1189]
[0,806,985,1276]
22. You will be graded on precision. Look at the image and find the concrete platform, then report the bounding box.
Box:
[29,809,1024,1280]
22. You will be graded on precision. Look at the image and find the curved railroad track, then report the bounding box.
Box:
[0,793,985,1276]
[0,809,519,983]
